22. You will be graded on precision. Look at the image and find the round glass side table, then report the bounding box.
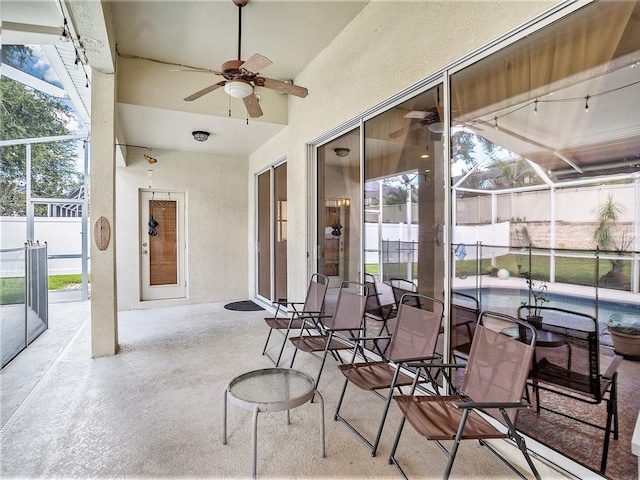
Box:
[223,367,325,478]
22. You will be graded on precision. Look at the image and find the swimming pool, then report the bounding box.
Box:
[455,287,640,347]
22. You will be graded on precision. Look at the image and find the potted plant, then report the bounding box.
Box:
[521,271,548,327]
[605,316,640,360]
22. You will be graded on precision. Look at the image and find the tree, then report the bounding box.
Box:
[593,194,632,289]
[1,45,83,216]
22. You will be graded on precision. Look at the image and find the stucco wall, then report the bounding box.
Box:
[247,0,557,302]
[116,148,248,310]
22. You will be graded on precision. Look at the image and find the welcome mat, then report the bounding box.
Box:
[223,300,265,311]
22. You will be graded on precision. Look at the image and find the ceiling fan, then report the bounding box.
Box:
[182,0,308,118]
[389,107,442,140]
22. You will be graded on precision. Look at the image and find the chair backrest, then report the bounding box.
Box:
[390,278,419,309]
[451,291,480,353]
[518,305,602,400]
[328,281,368,330]
[386,293,444,362]
[364,273,382,312]
[462,311,535,425]
[302,273,329,314]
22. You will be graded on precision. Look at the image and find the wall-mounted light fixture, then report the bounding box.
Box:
[192,131,210,142]
[334,147,350,157]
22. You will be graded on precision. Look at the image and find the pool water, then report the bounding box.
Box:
[456,287,640,347]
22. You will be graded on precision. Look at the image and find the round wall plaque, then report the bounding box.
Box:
[94,216,111,251]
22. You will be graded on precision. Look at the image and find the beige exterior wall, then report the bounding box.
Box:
[116,148,249,310]
[247,0,556,302]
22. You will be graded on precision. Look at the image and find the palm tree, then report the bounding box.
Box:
[593,195,632,288]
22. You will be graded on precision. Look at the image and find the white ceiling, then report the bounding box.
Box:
[2,0,369,156]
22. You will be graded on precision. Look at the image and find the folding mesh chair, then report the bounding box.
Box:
[334,293,444,456]
[389,311,541,480]
[289,281,368,390]
[261,273,329,366]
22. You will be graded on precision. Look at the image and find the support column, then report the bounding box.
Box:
[90,70,118,357]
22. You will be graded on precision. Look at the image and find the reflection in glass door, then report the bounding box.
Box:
[317,129,361,289]
[256,163,287,303]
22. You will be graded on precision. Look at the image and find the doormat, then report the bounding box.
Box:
[224,300,265,311]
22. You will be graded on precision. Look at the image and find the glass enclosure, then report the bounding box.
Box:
[314,0,639,361]
[449,0,640,342]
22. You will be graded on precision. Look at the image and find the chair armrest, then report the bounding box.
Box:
[603,354,624,380]
[395,355,441,365]
[349,334,392,342]
[295,311,327,318]
[328,326,365,333]
[406,361,464,369]
[275,300,303,307]
[452,400,531,410]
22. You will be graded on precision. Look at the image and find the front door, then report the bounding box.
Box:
[140,190,186,300]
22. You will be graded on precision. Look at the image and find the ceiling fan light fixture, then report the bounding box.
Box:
[192,130,210,142]
[224,80,253,98]
[334,148,350,158]
[428,122,444,134]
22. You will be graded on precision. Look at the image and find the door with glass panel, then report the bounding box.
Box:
[256,163,287,303]
[140,190,186,300]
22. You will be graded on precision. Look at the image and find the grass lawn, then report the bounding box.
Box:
[1,274,88,304]
[366,253,636,289]
[455,254,634,287]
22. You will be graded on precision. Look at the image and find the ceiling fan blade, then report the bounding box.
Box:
[404,110,435,120]
[243,93,263,118]
[257,77,308,98]
[183,81,226,101]
[241,54,273,74]
[173,67,224,75]
[389,121,424,140]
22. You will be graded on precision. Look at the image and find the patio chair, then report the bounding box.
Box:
[334,293,444,456]
[389,311,541,480]
[518,305,623,474]
[289,281,368,390]
[261,273,329,366]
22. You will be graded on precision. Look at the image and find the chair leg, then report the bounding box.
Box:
[388,416,409,480]
[262,327,274,357]
[369,386,395,457]
[612,373,619,439]
[289,345,299,368]
[273,325,293,367]
[313,335,333,390]
[443,409,470,480]
[333,377,350,421]
[601,376,619,474]
[501,413,541,480]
